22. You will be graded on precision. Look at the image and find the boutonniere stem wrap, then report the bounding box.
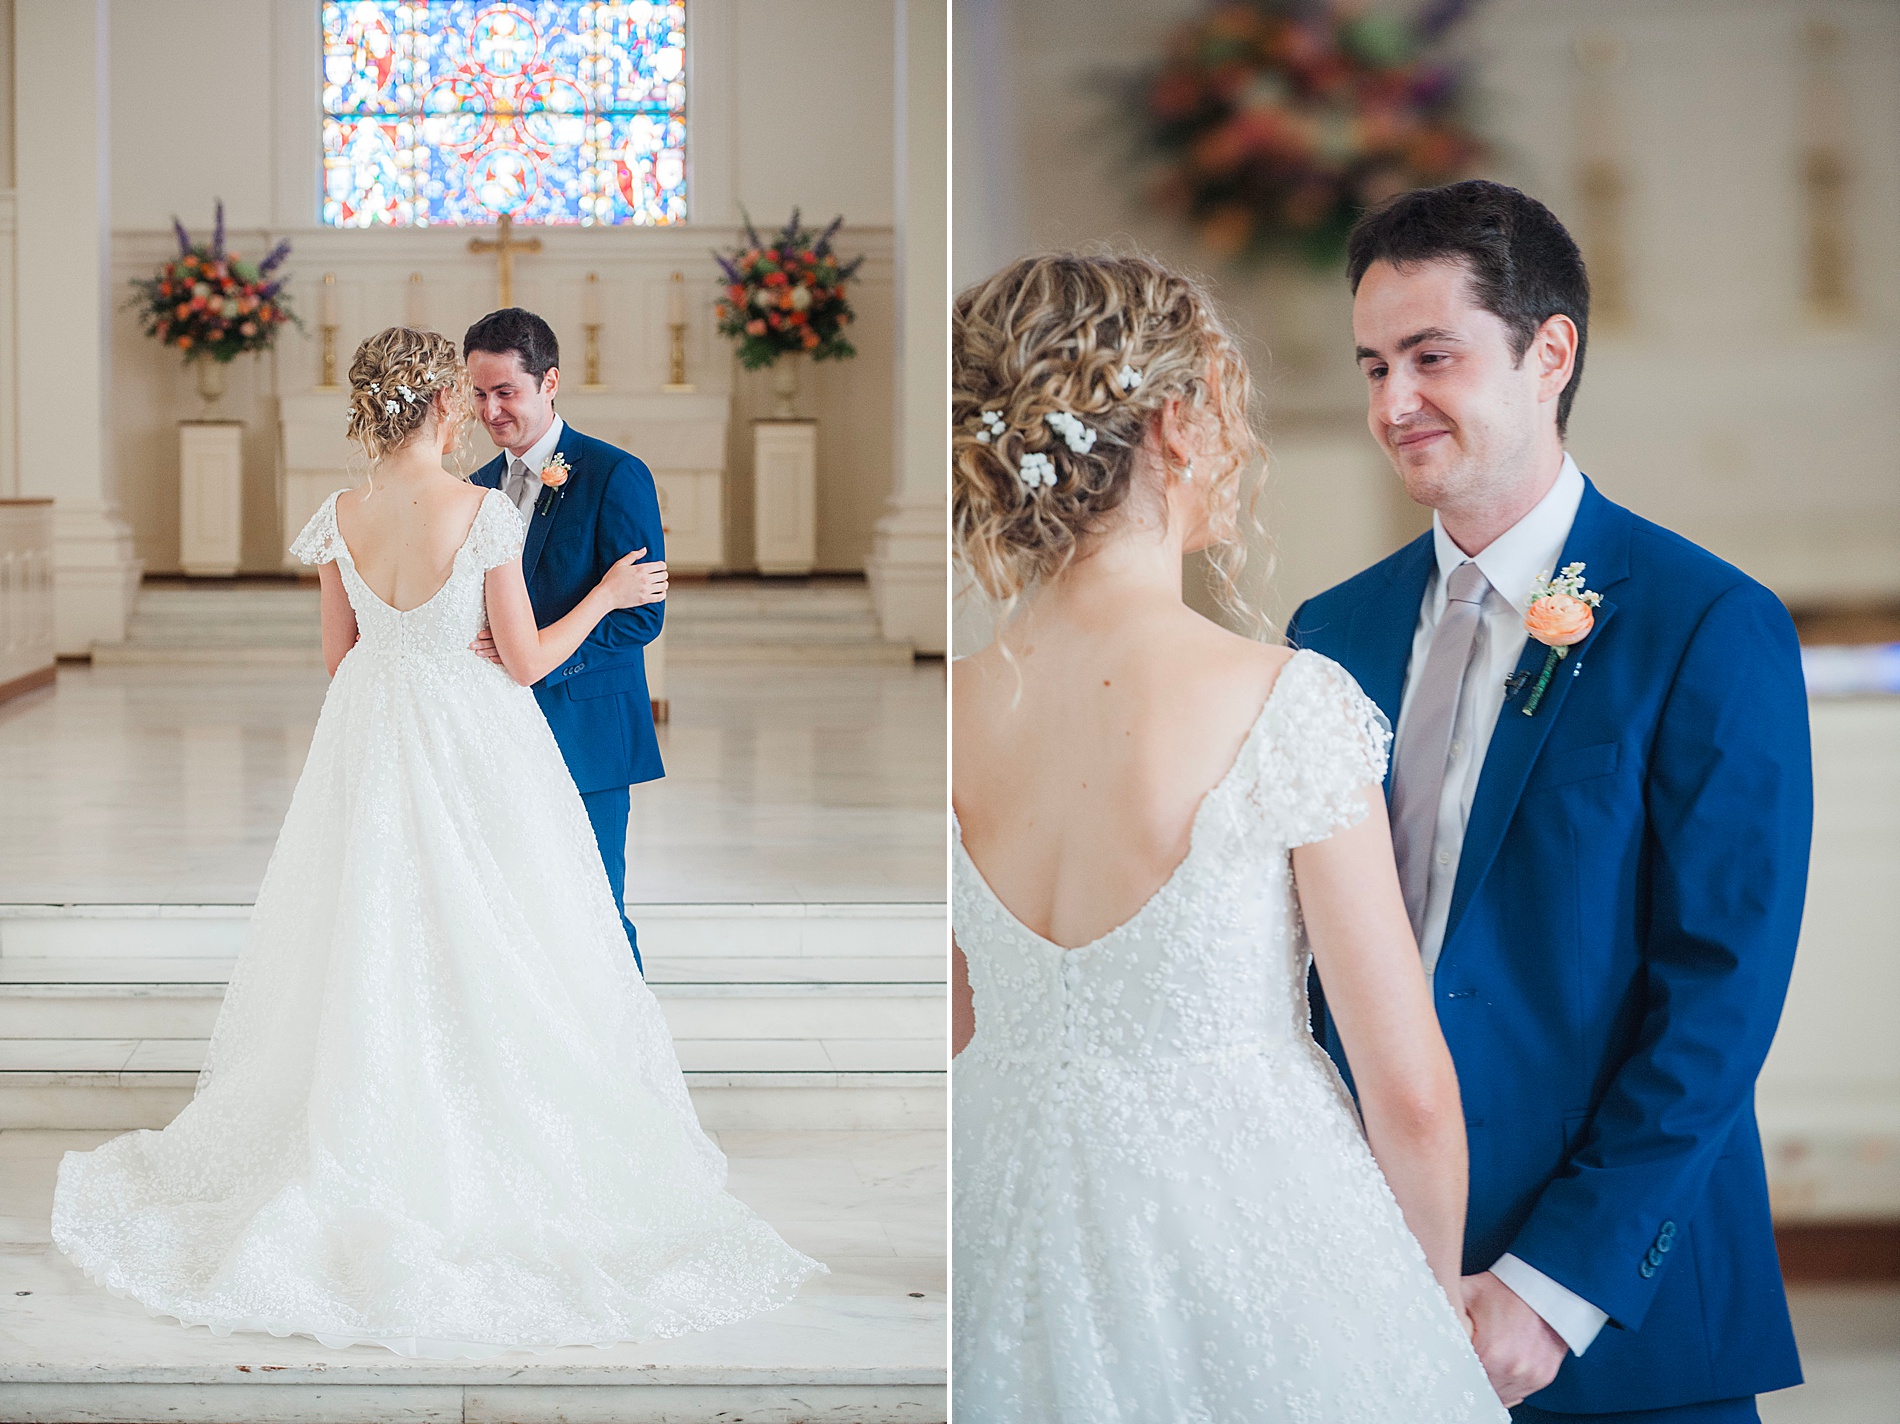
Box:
[533,452,572,518]
[1521,562,1602,716]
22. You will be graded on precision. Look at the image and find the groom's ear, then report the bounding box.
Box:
[1529,314,1579,409]
[540,365,561,401]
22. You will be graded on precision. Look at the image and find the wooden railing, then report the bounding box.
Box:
[0,498,55,703]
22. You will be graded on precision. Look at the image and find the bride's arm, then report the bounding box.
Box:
[1294,787,1470,1310]
[316,562,358,676]
[483,550,666,687]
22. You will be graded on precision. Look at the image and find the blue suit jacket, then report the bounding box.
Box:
[1287,478,1809,1413]
[473,421,665,793]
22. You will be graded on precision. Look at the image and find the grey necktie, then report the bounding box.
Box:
[503,458,533,515]
[1389,560,1491,945]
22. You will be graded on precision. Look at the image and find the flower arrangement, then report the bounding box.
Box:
[713,210,864,370]
[129,201,296,363]
[1126,0,1485,263]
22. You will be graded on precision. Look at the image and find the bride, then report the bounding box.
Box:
[52,326,823,1357]
[950,255,1505,1421]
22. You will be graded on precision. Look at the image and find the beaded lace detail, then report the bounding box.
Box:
[52,487,823,1357]
[951,650,1505,1422]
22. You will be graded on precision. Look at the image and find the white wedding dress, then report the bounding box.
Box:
[952,650,1506,1422]
[52,488,823,1357]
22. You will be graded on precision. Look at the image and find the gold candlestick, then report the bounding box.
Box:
[582,323,605,389]
[580,271,606,389]
[664,323,691,392]
[663,271,694,393]
[317,271,340,390]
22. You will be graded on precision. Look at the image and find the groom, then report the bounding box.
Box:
[463,307,666,975]
[1289,182,1812,1422]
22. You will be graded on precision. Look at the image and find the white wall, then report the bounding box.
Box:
[105,0,903,575]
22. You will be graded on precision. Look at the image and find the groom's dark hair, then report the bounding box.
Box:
[463,307,560,387]
[1346,180,1590,437]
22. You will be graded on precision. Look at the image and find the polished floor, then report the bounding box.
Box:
[1761,1285,1900,1423]
[0,659,945,906]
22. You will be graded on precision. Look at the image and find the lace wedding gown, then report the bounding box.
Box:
[52,488,822,1357]
[952,650,1505,1422]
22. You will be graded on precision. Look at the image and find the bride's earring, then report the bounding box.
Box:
[1182,459,1195,483]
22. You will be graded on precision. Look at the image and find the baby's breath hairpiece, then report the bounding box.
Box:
[1115,364,1143,392]
[1017,451,1056,491]
[1045,410,1095,455]
[975,410,1006,444]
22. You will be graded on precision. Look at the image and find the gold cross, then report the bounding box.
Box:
[467,213,543,309]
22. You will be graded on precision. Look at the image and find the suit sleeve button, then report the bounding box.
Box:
[1639,1261,1657,1279]
[1646,1247,1665,1267]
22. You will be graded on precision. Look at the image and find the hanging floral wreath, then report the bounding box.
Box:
[129,201,297,362]
[713,210,864,371]
[1127,0,1486,263]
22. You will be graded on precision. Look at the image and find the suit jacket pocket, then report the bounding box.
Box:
[564,661,647,701]
[1533,740,1621,788]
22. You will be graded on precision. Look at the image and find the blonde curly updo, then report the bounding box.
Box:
[953,252,1262,611]
[346,326,474,465]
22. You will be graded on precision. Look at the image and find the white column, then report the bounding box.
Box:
[15,0,139,653]
[866,0,947,656]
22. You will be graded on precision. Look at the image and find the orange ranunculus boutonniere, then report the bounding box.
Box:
[1521,562,1603,716]
[533,453,572,518]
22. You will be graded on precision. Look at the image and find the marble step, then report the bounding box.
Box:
[0,961,946,1054]
[0,905,946,1130]
[99,580,913,663]
[0,901,945,961]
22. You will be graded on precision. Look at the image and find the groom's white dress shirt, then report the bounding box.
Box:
[500,414,567,520]
[1394,450,1608,1357]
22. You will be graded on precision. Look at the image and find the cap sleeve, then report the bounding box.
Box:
[1259,651,1392,848]
[469,488,527,571]
[289,491,345,566]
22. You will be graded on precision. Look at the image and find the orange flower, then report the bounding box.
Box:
[539,453,571,489]
[1525,592,1593,648]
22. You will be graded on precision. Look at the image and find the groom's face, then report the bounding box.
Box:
[1352,258,1543,512]
[467,348,558,455]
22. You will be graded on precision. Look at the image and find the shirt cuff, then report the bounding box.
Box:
[1490,1253,1609,1357]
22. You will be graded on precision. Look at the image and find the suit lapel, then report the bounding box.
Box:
[1351,534,1435,792]
[1440,479,1634,951]
[520,422,585,585]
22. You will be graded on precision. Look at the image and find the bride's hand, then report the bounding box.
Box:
[599,548,667,609]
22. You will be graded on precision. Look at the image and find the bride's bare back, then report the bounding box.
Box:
[334,475,489,613]
[954,601,1292,951]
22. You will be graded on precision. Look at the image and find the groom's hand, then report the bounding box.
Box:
[1463,1271,1568,1408]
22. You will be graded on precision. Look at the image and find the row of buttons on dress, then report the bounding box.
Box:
[1638,1219,1677,1278]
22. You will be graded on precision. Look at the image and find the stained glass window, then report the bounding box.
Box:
[321,2,686,227]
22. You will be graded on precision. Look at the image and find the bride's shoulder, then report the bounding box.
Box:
[1158,613,1294,710]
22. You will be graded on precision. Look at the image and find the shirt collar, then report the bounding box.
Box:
[1430,451,1586,616]
[512,413,565,473]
